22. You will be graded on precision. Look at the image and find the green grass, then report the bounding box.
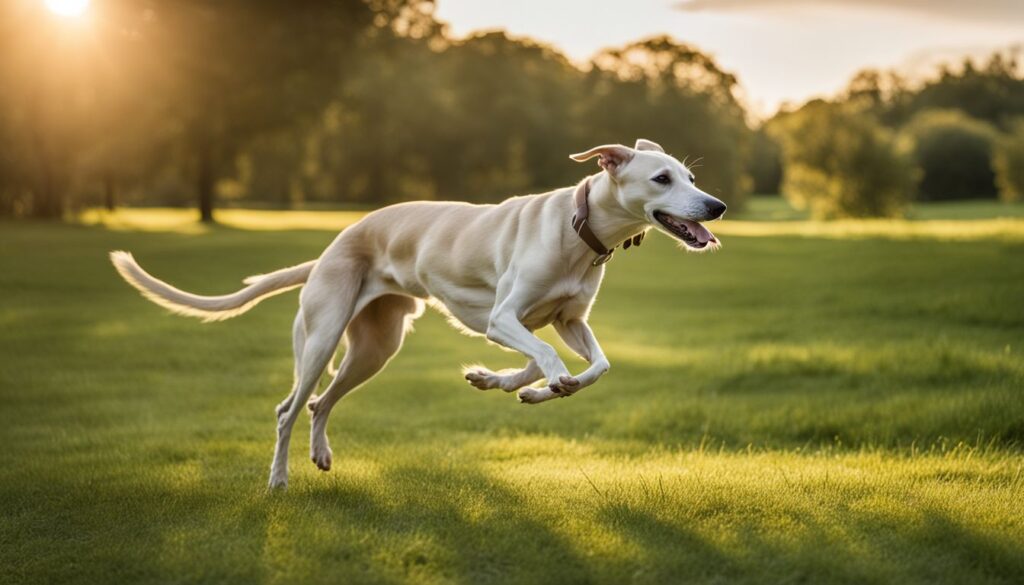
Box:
[1,207,1023,584]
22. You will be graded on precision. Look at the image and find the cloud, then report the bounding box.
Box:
[675,0,1024,24]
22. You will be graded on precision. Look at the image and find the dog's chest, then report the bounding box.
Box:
[521,276,598,329]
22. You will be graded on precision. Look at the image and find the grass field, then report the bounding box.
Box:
[2,200,1024,584]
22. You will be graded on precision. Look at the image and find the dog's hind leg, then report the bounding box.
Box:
[463,360,542,392]
[268,261,364,489]
[308,294,421,471]
[274,308,307,422]
[275,308,342,422]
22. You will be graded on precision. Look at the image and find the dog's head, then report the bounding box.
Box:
[570,139,726,251]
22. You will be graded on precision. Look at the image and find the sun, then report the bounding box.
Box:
[44,0,90,17]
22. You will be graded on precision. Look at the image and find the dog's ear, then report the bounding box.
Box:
[634,139,664,153]
[569,144,634,176]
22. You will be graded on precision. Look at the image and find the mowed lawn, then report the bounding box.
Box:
[2,200,1024,584]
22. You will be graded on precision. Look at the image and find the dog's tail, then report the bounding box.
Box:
[109,251,315,322]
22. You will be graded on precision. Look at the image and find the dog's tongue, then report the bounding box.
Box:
[679,219,716,244]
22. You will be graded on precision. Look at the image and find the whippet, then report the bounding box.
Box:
[111,138,727,488]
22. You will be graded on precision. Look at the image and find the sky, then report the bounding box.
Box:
[433,0,1024,115]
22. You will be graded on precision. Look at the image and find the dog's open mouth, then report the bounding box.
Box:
[653,211,719,250]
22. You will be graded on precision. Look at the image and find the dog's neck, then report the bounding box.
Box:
[583,173,649,252]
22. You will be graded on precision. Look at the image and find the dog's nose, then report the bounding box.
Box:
[705,200,727,220]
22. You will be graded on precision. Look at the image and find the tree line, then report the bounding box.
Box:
[1,1,1022,221]
[756,51,1024,218]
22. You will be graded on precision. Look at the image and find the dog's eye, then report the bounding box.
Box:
[689,174,696,184]
[652,174,671,185]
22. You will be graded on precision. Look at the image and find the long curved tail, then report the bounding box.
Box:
[109,251,315,322]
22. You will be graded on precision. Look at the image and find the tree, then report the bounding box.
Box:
[300,29,584,204]
[843,68,913,127]
[0,0,401,219]
[769,101,918,219]
[436,31,584,200]
[908,53,1024,131]
[583,37,753,210]
[141,0,397,221]
[902,109,998,201]
[993,120,1024,203]
[2,5,762,217]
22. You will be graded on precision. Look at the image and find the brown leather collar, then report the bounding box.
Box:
[571,178,644,266]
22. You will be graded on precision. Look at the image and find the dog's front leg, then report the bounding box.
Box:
[485,310,578,404]
[553,318,611,392]
[464,360,543,392]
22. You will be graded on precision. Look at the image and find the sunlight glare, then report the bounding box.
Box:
[44,0,90,18]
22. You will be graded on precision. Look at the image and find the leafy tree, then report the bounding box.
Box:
[0,0,416,219]
[908,54,1024,131]
[993,120,1024,203]
[902,109,998,201]
[145,0,383,222]
[847,51,1024,132]
[436,32,583,200]
[769,101,918,219]
[583,37,753,210]
[843,68,913,127]
[300,32,461,204]
[297,30,584,204]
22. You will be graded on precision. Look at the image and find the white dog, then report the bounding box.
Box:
[111,139,727,488]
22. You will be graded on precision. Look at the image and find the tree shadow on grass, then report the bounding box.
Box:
[268,461,597,585]
[592,498,1024,585]
[6,444,1023,585]
[849,505,1024,585]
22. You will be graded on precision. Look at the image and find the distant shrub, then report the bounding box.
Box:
[993,120,1024,203]
[903,109,998,201]
[768,101,918,219]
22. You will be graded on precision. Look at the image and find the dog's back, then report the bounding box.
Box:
[339,189,574,287]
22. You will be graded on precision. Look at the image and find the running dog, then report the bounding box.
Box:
[110,138,727,488]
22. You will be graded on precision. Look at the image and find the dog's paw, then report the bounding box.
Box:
[519,385,569,404]
[268,470,289,490]
[549,375,580,396]
[310,428,333,471]
[517,387,547,404]
[310,446,332,472]
[464,369,497,390]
